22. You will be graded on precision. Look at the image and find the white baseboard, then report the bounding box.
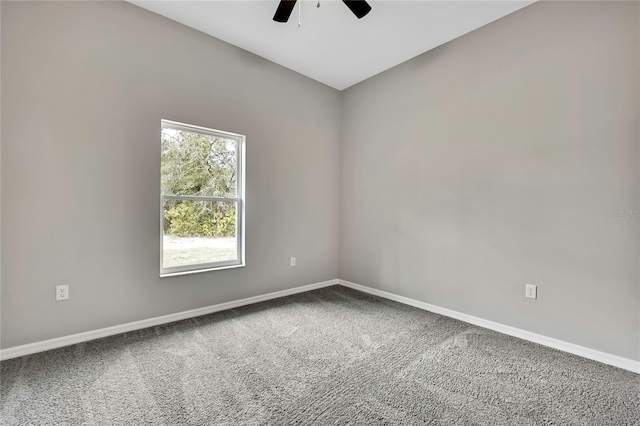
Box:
[338,279,640,374]
[0,279,339,361]
[3,277,638,374]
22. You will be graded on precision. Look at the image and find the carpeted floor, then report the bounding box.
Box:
[1,285,638,425]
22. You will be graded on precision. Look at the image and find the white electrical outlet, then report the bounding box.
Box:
[56,285,69,301]
[290,257,296,267]
[525,284,537,299]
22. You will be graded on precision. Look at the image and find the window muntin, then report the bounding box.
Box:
[161,120,244,276]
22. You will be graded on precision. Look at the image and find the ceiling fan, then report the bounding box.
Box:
[273,0,372,23]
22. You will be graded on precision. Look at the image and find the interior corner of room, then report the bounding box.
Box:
[0,0,638,419]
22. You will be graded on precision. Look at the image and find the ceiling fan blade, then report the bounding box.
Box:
[342,0,372,19]
[273,0,297,23]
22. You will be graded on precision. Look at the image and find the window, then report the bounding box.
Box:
[160,120,245,276]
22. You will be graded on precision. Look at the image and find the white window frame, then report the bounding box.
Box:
[160,119,245,277]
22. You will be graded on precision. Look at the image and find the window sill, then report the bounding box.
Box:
[160,263,245,278]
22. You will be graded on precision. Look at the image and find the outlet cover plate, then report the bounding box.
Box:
[56,285,69,301]
[525,284,537,299]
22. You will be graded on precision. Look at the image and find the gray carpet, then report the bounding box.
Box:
[1,286,638,425]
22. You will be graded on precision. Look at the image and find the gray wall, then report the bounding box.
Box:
[2,1,638,363]
[1,1,341,349]
[340,1,640,361]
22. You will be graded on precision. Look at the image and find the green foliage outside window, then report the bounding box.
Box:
[161,129,237,238]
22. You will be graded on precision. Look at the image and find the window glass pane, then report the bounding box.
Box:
[161,127,237,197]
[162,200,238,269]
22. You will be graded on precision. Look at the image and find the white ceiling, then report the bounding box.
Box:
[129,1,534,90]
